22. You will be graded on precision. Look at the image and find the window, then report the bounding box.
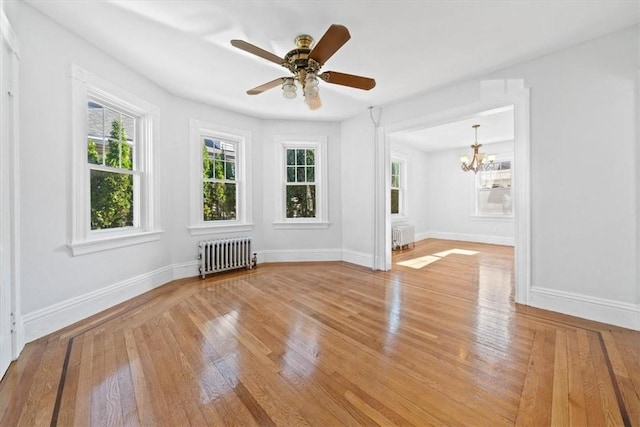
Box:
[274,136,328,228]
[391,161,401,215]
[189,119,252,235]
[70,65,161,256]
[390,155,406,218]
[87,101,136,230]
[202,137,237,221]
[286,148,316,218]
[476,160,513,216]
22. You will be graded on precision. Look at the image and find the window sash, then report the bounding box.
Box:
[201,136,240,223]
[475,160,513,216]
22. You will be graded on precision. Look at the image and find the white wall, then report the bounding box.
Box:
[344,25,638,328]
[422,141,514,245]
[10,3,173,320]
[260,119,343,261]
[7,2,347,342]
[389,141,429,239]
[341,113,376,267]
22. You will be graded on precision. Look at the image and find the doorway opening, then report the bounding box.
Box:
[376,85,531,306]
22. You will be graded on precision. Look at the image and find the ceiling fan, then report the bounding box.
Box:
[230,24,376,110]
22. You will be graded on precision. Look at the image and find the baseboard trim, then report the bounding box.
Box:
[342,249,374,269]
[260,248,343,263]
[22,262,196,342]
[529,286,640,330]
[426,231,514,246]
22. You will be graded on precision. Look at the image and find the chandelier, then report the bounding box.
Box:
[460,124,495,173]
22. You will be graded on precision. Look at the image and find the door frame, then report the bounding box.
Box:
[0,8,22,378]
[374,82,531,305]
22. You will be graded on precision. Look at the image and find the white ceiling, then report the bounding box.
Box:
[391,105,515,153]
[27,0,639,122]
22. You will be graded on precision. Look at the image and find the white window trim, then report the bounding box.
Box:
[69,64,161,256]
[472,155,514,219]
[274,135,329,229]
[188,119,252,236]
[390,153,407,222]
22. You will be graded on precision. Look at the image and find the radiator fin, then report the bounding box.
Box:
[199,237,255,278]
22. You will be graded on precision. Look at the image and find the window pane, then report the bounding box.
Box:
[306,166,315,182]
[296,149,305,166]
[203,158,214,179]
[297,167,305,182]
[286,184,316,218]
[87,138,103,165]
[104,116,133,171]
[306,149,315,165]
[477,188,512,215]
[287,149,295,166]
[203,182,237,221]
[392,162,399,175]
[287,166,296,183]
[214,161,224,179]
[391,189,399,214]
[225,162,235,180]
[476,160,513,215]
[90,170,133,230]
[391,175,399,188]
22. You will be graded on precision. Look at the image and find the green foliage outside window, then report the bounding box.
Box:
[203,139,237,221]
[391,161,401,214]
[88,118,134,230]
[286,148,316,218]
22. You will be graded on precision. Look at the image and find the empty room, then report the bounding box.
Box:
[1,1,639,425]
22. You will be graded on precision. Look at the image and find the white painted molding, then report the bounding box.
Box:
[425,231,514,246]
[382,80,530,305]
[415,232,430,242]
[0,9,20,57]
[21,263,192,342]
[172,261,200,281]
[529,287,640,331]
[260,248,343,263]
[342,249,374,269]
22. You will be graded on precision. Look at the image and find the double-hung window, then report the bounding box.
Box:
[202,137,237,221]
[286,147,316,218]
[70,65,160,256]
[275,136,328,228]
[87,101,136,230]
[476,159,513,216]
[390,155,406,218]
[189,119,251,235]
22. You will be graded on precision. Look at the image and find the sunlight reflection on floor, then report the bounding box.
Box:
[396,248,479,269]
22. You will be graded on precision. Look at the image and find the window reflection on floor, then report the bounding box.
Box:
[395,248,479,269]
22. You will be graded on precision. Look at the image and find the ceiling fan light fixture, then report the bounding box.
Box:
[282,78,297,99]
[306,94,322,110]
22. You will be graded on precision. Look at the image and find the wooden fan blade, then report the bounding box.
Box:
[319,71,376,90]
[309,24,350,66]
[231,40,284,66]
[247,77,285,95]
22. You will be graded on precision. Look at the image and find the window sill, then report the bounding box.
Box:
[273,221,330,230]
[188,223,254,236]
[68,230,163,256]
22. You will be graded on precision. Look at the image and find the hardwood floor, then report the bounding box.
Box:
[1,239,638,426]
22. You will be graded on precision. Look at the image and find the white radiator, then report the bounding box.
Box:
[392,225,415,250]
[198,237,256,278]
